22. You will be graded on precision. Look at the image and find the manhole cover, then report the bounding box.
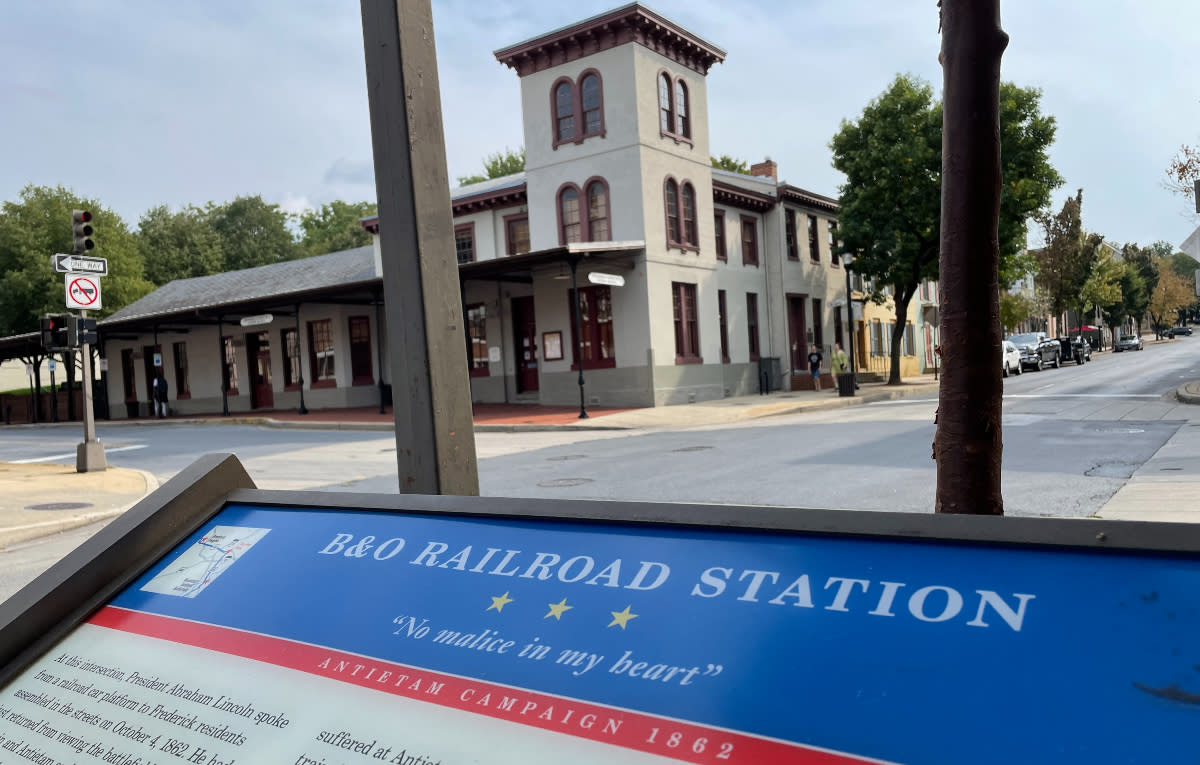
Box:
[671,445,714,453]
[547,454,587,461]
[537,478,594,487]
[25,502,93,511]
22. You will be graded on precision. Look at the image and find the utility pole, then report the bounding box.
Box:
[360,0,479,494]
[77,310,106,472]
[934,0,1008,514]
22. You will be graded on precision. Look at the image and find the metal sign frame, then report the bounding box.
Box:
[2,454,1199,763]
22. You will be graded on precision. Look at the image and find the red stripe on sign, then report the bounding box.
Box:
[88,607,884,765]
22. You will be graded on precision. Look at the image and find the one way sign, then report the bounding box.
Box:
[52,253,108,276]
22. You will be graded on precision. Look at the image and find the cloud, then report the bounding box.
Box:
[323,158,375,186]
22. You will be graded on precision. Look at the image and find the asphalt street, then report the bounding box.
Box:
[0,337,1195,517]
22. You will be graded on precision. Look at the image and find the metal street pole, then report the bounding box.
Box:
[76,309,107,472]
[843,256,858,386]
[569,256,588,419]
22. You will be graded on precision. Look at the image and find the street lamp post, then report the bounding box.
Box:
[843,253,858,387]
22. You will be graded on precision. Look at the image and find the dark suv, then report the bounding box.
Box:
[1057,336,1092,365]
[1008,332,1061,371]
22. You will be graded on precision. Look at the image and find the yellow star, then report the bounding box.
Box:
[487,592,514,613]
[545,598,573,620]
[607,605,638,630]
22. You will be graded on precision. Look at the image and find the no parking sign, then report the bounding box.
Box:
[65,274,102,309]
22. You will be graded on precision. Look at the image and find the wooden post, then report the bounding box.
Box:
[360,0,479,495]
[934,0,1008,514]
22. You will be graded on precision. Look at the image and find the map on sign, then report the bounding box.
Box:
[140,525,270,598]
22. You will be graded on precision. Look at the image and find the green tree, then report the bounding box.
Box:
[456,147,525,186]
[203,195,298,272]
[830,74,941,384]
[0,185,152,335]
[137,204,224,285]
[1102,263,1147,333]
[1122,242,1159,331]
[711,155,751,174]
[997,82,1065,287]
[1080,244,1124,324]
[830,74,1062,384]
[998,291,1035,333]
[1035,190,1092,322]
[298,200,377,257]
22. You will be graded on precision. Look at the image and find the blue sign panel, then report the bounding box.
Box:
[2,502,1198,764]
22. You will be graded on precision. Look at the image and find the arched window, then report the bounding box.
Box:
[664,179,680,244]
[586,180,610,242]
[581,73,602,136]
[559,186,581,243]
[674,80,690,138]
[555,81,575,142]
[680,183,696,246]
[658,74,673,134]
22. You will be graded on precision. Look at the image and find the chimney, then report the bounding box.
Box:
[750,159,777,181]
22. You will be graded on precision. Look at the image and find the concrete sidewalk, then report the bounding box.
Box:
[0,462,157,549]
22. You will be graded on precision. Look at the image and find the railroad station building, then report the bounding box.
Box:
[3,4,943,421]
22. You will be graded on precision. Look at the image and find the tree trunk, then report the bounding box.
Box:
[934,0,1008,515]
[888,294,912,385]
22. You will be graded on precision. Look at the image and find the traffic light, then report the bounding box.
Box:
[40,314,71,350]
[72,210,94,253]
[78,316,98,345]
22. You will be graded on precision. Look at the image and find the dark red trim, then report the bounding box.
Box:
[503,212,530,256]
[495,5,726,77]
[582,176,611,242]
[712,180,773,213]
[309,379,336,390]
[740,215,759,267]
[577,68,607,141]
[777,184,839,214]
[550,76,577,148]
[556,182,583,245]
[663,175,699,252]
[714,210,727,262]
[657,69,695,145]
[454,222,476,264]
[174,392,191,400]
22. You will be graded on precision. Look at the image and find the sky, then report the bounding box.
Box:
[2,0,1198,250]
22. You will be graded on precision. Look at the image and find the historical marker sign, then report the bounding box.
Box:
[65,275,102,310]
[1,464,1200,763]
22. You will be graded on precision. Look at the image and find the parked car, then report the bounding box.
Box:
[1115,334,1144,352]
[1007,332,1061,371]
[1057,336,1092,365]
[1001,340,1022,377]
[1169,326,1193,337]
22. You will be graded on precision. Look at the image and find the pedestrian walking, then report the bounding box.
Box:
[808,344,823,391]
[831,342,848,376]
[153,373,169,418]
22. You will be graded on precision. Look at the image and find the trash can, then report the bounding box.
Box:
[837,373,856,398]
[757,357,781,394]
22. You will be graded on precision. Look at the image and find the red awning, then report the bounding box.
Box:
[1069,325,1099,332]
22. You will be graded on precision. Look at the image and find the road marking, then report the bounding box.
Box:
[10,444,147,464]
[1003,394,1160,399]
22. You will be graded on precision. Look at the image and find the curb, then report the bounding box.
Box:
[0,467,160,549]
[1176,381,1200,405]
